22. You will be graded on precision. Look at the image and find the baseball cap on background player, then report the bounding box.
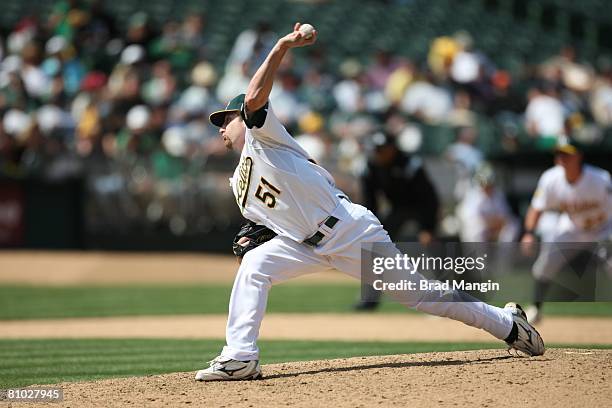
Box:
[554,136,583,155]
[209,94,245,127]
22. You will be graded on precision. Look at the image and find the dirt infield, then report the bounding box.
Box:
[0,251,351,285]
[2,314,611,345]
[2,252,611,406]
[12,349,610,408]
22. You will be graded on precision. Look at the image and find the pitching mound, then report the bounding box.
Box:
[27,348,610,407]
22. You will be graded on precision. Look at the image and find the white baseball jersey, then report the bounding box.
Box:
[531,164,612,235]
[229,103,344,242]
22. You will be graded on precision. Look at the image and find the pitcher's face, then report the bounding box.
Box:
[220,113,246,151]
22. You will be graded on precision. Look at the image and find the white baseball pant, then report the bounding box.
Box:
[221,199,514,361]
[533,221,612,281]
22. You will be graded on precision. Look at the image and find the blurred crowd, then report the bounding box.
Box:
[1,0,612,235]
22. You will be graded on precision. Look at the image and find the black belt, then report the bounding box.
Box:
[303,216,339,247]
[303,195,348,247]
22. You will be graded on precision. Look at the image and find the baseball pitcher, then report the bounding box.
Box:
[195,23,544,382]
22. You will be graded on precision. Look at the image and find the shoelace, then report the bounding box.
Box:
[207,356,227,367]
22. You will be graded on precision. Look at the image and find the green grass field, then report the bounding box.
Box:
[2,338,611,388]
[1,283,610,389]
[0,284,610,320]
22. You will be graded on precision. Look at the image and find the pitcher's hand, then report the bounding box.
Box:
[279,23,317,49]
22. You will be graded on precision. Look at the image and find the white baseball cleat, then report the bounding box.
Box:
[504,302,545,357]
[195,356,262,381]
[524,304,541,325]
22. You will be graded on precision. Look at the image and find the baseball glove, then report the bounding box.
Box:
[232,221,277,258]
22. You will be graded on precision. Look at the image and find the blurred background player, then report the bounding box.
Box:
[521,138,612,323]
[353,131,439,311]
[457,163,520,243]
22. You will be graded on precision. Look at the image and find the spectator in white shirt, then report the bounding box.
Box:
[525,84,565,138]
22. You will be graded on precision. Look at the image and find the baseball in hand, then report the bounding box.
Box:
[299,23,315,39]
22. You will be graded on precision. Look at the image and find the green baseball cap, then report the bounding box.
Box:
[209,94,245,127]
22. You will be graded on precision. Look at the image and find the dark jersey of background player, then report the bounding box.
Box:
[354,131,440,311]
[361,131,439,242]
